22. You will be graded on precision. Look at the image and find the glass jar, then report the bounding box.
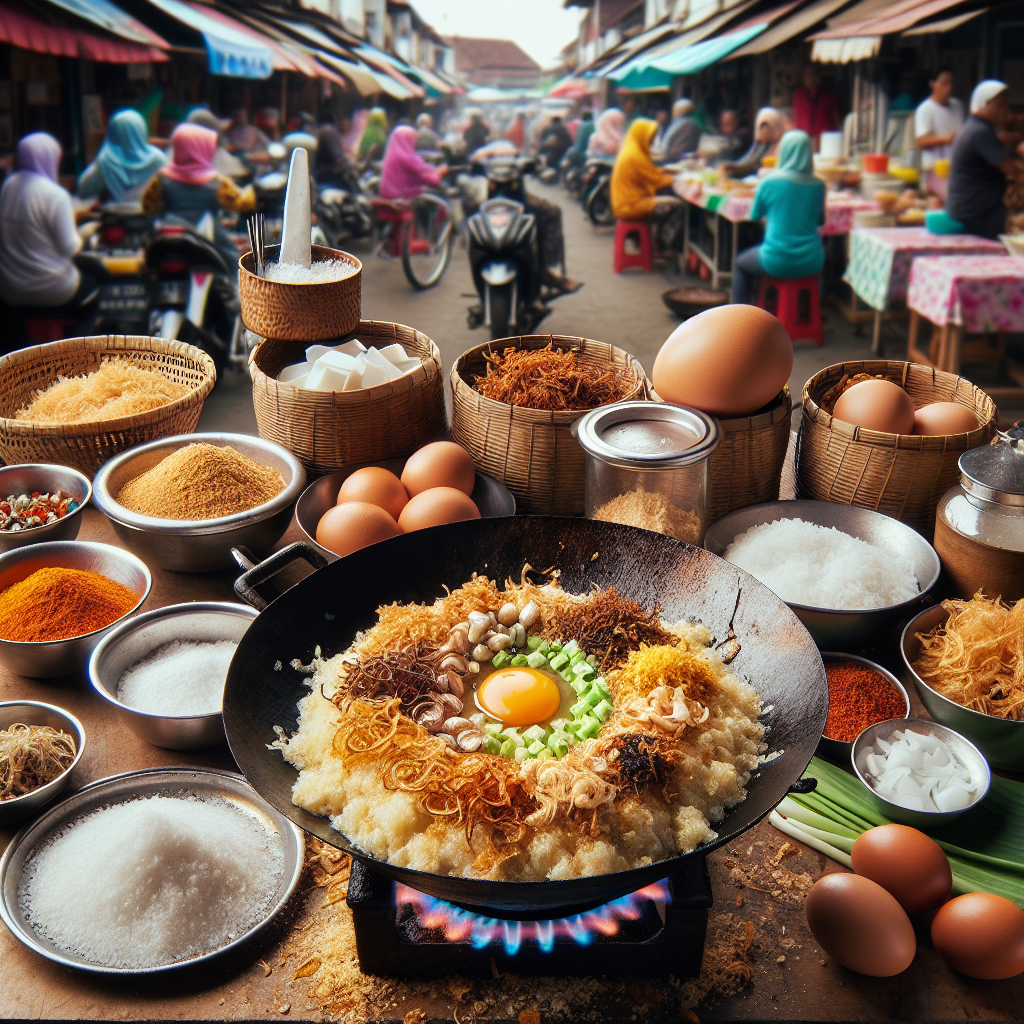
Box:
[934,428,1024,602]
[574,402,720,544]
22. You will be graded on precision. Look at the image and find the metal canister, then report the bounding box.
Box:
[574,401,720,545]
[934,427,1024,601]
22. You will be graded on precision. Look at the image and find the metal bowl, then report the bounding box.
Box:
[0,766,304,974]
[0,701,85,826]
[88,602,258,750]
[294,459,516,562]
[704,500,940,649]
[851,717,991,827]
[816,652,910,761]
[901,605,1024,771]
[0,464,91,552]
[0,541,151,678]
[92,433,306,573]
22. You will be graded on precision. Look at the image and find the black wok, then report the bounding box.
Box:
[223,516,827,914]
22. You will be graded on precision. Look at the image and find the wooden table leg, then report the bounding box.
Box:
[871,310,882,354]
[936,322,951,371]
[948,324,964,374]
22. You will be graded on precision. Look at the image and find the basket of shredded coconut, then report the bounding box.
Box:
[704,499,940,647]
[239,243,362,342]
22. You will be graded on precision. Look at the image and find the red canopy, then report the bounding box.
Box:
[0,2,168,63]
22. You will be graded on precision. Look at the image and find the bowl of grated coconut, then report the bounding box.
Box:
[704,500,940,648]
[92,433,305,573]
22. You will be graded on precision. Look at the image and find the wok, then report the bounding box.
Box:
[223,516,827,915]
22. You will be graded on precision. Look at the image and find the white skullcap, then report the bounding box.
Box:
[970,80,1007,115]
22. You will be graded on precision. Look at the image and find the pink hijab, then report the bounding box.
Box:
[380,125,441,200]
[163,123,218,185]
[588,108,625,158]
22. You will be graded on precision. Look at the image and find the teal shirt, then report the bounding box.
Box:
[750,176,825,279]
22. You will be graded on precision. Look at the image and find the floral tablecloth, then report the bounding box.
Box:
[672,178,879,235]
[844,227,1007,312]
[907,255,1024,333]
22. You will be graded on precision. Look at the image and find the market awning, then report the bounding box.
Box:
[547,76,595,99]
[316,52,396,97]
[405,65,453,97]
[0,0,168,62]
[729,0,853,57]
[811,0,974,38]
[811,35,880,59]
[609,22,767,88]
[41,0,170,49]
[145,0,275,78]
[353,44,426,98]
[902,5,987,33]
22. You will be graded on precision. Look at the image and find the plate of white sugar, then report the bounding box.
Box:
[0,767,304,973]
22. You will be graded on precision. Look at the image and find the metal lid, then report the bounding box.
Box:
[959,427,1024,510]
[574,401,720,470]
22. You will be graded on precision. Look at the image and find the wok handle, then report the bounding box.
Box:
[231,542,328,611]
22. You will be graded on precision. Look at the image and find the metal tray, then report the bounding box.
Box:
[0,766,304,974]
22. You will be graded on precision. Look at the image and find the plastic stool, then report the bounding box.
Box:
[758,275,824,345]
[614,219,652,274]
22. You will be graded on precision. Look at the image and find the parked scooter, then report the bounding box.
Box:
[582,157,615,226]
[464,153,571,340]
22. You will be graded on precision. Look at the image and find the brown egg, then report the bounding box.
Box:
[931,893,1024,980]
[398,487,481,532]
[851,825,952,915]
[316,501,401,557]
[804,872,916,976]
[913,402,979,436]
[832,380,915,435]
[401,442,476,497]
[651,304,793,417]
[337,467,409,521]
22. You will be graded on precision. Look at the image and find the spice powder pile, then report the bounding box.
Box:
[0,567,137,642]
[823,660,906,742]
[116,443,285,520]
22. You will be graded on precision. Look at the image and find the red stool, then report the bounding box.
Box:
[757,275,824,345]
[614,219,652,274]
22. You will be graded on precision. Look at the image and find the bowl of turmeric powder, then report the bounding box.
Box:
[0,541,151,678]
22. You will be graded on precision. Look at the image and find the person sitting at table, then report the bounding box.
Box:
[715,110,751,163]
[914,69,964,201]
[731,129,825,306]
[947,80,1024,240]
[721,108,785,178]
[658,99,702,163]
[77,109,166,205]
[611,118,683,250]
[588,108,625,159]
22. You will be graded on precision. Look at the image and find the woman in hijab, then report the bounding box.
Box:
[380,126,446,200]
[505,112,527,150]
[732,129,825,305]
[142,123,255,270]
[588,108,625,159]
[78,109,166,204]
[358,108,389,162]
[722,107,785,178]
[611,118,683,249]
[0,132,95,310]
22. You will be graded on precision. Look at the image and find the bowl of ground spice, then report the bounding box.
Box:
[0,541,151,678]
[818,652,911,761]
[92,433,306,573]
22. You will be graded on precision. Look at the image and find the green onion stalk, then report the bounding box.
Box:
[771,757,1024,907]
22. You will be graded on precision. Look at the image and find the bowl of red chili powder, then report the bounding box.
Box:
[0,541,151,677]
[818,653,911,759]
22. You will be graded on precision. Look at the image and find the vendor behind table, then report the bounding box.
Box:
[611,119,683,252]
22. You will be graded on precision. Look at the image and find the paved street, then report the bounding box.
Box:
[200,181,1023,433]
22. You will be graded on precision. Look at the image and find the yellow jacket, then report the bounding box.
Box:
[611,119,676,220]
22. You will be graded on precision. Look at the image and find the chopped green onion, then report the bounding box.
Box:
[514,746,532,762]
[592,699,613,722]
[499,738,517,759]
[527,636,544,650]
[527,739,547,756]
[526,651,549,670]
[491,650,511,669]
[510,654,529,667]
[523,725,546,741]
[549,652,569,671]
[482,735,502,756]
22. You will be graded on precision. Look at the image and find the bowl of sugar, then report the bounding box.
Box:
[239,244,362,342]
[88,602,258,749]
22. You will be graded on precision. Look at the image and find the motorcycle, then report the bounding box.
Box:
[464,153,571,340]
[582,157,615,226]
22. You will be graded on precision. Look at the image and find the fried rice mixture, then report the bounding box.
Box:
[273,570,766,881]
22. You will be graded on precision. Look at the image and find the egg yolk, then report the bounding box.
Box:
[476,667,562,727]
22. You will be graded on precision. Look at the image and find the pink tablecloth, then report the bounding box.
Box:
[907,255,1024,333]
[672,179,879,236]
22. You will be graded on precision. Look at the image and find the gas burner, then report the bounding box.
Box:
[347,858,713,978]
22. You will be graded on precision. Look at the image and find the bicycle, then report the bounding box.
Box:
[370,192,454,290]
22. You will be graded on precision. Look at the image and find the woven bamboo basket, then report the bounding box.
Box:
[0,335,216,475]
[250,320,446,475]
[797,360,997,535]
[239,245,362,342]
[450,336,648,516]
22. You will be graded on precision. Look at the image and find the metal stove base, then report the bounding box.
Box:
[346,857,713,978]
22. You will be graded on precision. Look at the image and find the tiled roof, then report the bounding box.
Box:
[446,35,541,72]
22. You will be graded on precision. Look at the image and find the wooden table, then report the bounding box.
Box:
[1,509,1021,1022]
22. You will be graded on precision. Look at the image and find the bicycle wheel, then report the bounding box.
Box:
[402,195,453,290]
